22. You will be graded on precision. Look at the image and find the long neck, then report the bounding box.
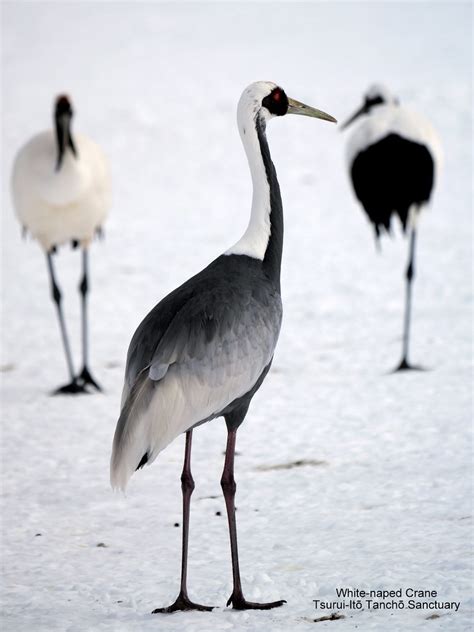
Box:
[55,117,77,171]
[226,112,283,290]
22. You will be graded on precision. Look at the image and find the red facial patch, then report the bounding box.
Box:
[273,90,281,102]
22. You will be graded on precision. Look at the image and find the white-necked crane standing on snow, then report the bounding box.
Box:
[341,84,442,371]
[110,81,336,612]
[11,95,111,393]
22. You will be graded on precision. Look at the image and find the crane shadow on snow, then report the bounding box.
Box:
[255,458,328,471]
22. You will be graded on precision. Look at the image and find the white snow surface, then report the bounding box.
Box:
[1,3,472,632]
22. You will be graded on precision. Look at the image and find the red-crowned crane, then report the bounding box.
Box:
[11,95,111,393]
[342,84,442,371]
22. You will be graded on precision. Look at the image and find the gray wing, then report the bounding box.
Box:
[149,281,282,389]
[122,259,281,401]
[111,273,282,490]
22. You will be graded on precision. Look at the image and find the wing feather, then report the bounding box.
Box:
[111,263,282,490]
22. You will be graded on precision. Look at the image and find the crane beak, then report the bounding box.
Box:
[340,104,366,130]
[287,97,337,124]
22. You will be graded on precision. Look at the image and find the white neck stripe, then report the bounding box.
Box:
[225,86,277,260]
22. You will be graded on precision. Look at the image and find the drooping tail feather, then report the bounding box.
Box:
[110,366,191,491]
[110,351,269,491]
[110,370,156,491]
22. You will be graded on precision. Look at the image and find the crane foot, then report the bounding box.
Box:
[226,591,286,610]
[152,592,214,613]
[52,379,88,395]
[392,359,427,372]
[77,366,103,391]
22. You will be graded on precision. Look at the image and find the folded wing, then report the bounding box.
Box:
[110,271,281,490]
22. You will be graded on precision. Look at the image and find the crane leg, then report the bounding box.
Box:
[152,431,213,613]
[46,252,85,394]
[77,248,102,391]
[395,228,422,371]
[222,426,286,610]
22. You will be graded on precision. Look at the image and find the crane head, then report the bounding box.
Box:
[341,83,399,130]
[54,94,77,171]
[238,81,337,129]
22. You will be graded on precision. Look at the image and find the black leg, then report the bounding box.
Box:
[395,229,423,371]
[77,248,102,391]
[153,431,213,613]
[46,252,86,394]
[222,428,286,611]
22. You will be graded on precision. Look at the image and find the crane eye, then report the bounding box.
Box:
[262,87,288,116]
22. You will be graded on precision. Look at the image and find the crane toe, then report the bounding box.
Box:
[152,591,214,613]
[226,592,286,610]
[392,359,428,373]
[52,379,89,396]
[77,366,103,391]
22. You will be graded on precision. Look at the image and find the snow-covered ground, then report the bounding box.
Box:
[1,2,472,631]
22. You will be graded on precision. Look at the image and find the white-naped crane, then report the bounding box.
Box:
[341,84,442,371]
[11,95,111,393]
[110,81,336,612]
